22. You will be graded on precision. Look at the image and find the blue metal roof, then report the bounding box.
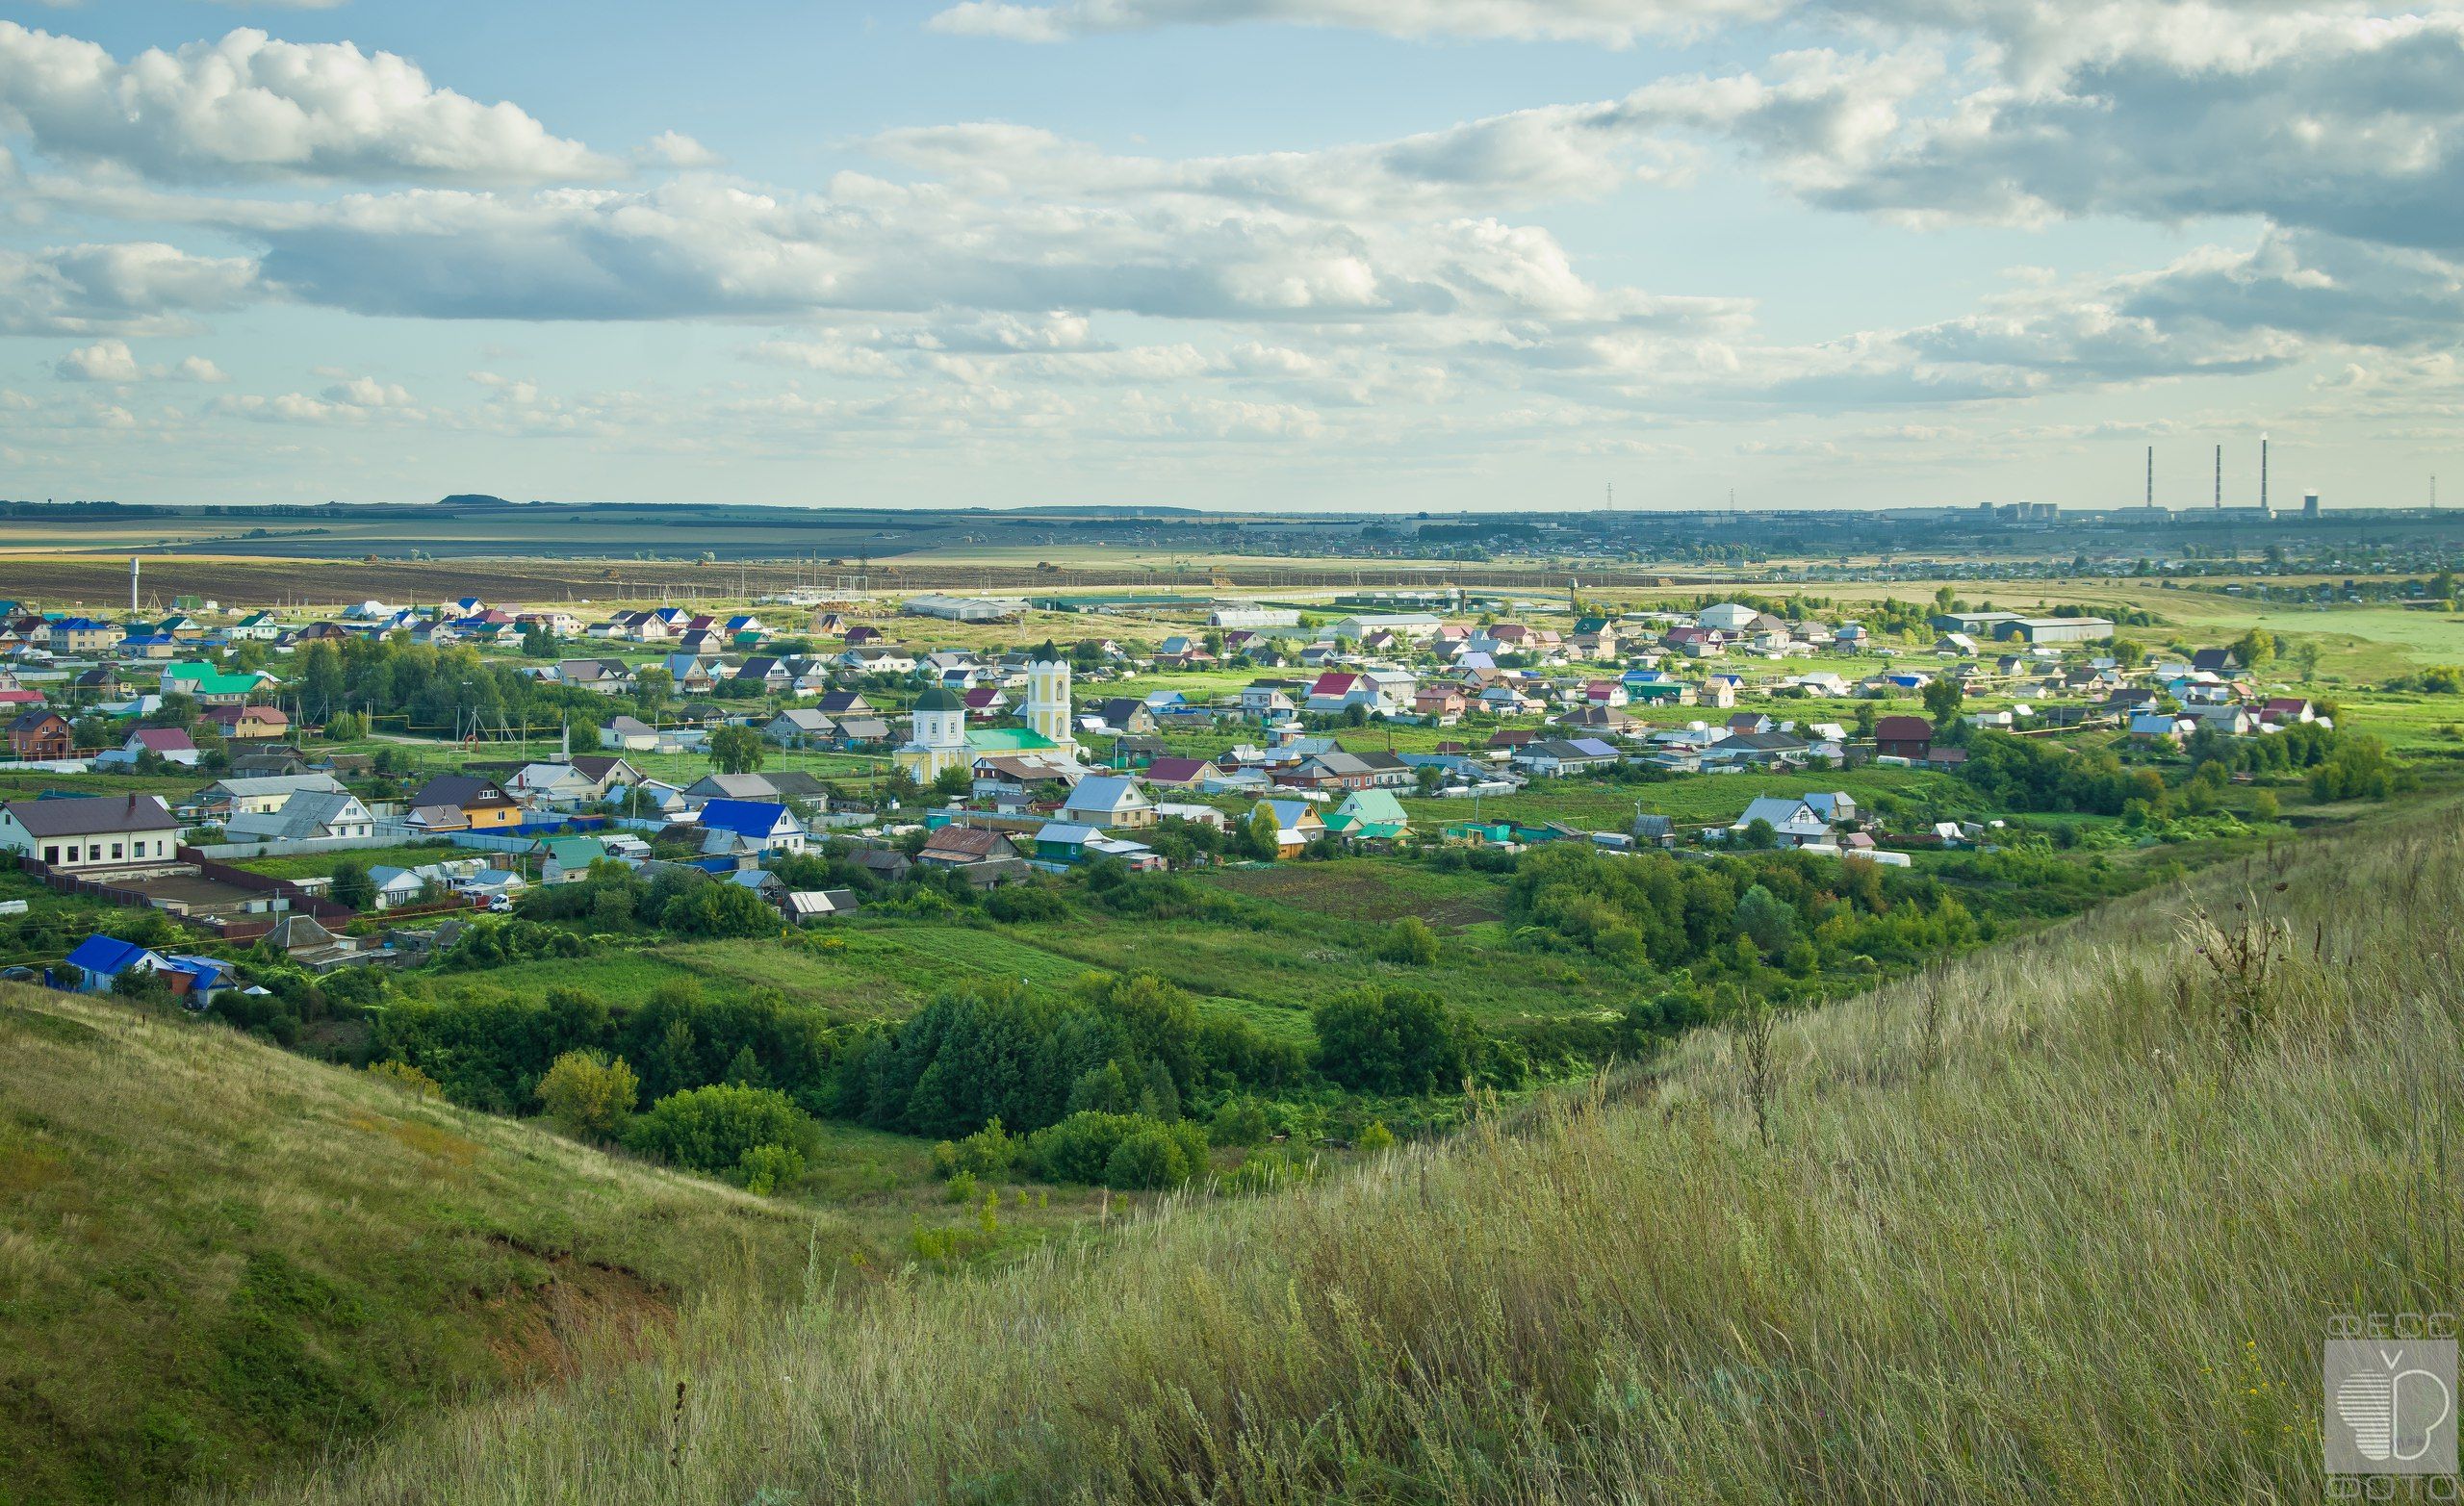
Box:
[64,934,155,975]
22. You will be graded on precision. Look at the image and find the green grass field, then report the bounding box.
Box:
[0,986,850,1505]
[254,786,2462,1506]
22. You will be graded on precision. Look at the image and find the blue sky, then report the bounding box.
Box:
[2,1,2458,512]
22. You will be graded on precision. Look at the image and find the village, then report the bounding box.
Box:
[0,578,2365,1007]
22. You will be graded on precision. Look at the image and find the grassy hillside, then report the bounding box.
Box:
[0,989,855,1505]
[272,804,2460,1504]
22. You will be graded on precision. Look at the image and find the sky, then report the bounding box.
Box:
[1,1,2460,513]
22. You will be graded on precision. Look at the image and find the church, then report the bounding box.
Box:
[895,644,1077,784]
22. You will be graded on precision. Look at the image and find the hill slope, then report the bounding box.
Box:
[273,805,2462,1504]
[0,989,849,1504]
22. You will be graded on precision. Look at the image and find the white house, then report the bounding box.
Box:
[0,795,183,871]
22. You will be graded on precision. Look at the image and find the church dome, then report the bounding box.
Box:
[912,686,964,712]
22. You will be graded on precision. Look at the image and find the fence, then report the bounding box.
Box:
[0,853,152,911]
[186,832,426,861]
[176,848,358,925]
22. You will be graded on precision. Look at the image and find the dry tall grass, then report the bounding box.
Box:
[273,810,2464,1504]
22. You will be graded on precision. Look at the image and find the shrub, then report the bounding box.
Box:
[736,1142,805,1196]
[364,1059,443,1099]
[1208,1097,1271,1147]
[625,1085,814,1175]
[1104,1128,1202,1190]
[1357,1120,1397,1153]
[535,1050,639,1140]
[1377,916,1441,966]
[1023,1110,1208,1187]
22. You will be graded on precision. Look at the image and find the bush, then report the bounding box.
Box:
[736,1142,805,1196]
[932,1117,1018,1178]
[1377,916,1441,966]
[1023,1110,1208,1188]
[1104,1127,1203,1190]
[624,1085,814,1175]
[1208,1097,1271,1147]
[661,881,782,938]
[364,1059,443,1099]
[535,1050,639,1140]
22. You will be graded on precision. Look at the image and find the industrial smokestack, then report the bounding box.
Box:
[2261,433,2270,511]
[2145,446,2153,507]
[129,556,139,614]
[2214,445,2221,508]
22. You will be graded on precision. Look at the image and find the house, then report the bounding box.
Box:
[601,715,660,752]
[918,824,1026,868]
[1061,775,1156,829]
[2260,697,2317,727]
[59,935,177,995]
[815,690,877,718]
[1511,738,1624,777]
[409,774,523,830]
[204,702,291,740]
[366,864,445,907]
[851,848,912,885]
[1140,756,1213,791]
[540,836,613,883]
[1252,799,1326,856]
[696,799,808,855]
[1701,729,1812,768]
[783,888,862,924]
[223,790,376,844]
[7,710,73,760]
[1305,672,1376,714]
[103,727,199,768]
[0,795,182,871]
[556,658,635,695]
[555,757,641,801]
[1874,716,1936,760]
[1323,788,1410,840]
[202,772,346,817]
[1091,698,1157,735]
[2130,712,2192,744]
[160,660,270,705]
[1731,796,1835,848]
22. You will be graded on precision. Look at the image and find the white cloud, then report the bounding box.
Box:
[55,341,232,382]
[54,338,143,381]
[642,130,720,168]
[0,242,259,335]
[927,0,1782,46]
[0,23,614,184]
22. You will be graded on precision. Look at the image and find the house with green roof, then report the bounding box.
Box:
[1324,788,1411,840]
[161,660,272,705]
[540,836,611,883]
[964,726,1063,753]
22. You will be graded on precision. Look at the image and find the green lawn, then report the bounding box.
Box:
[230,841,465,881]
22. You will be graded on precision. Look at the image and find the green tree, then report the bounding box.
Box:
[624,1084,814,1174]
[1312,988,1482,1095]
[634,665,673,716]
[1732,883,1798,956]
[1920,676,1965,725]
[535,1050,639,1140]
[330,860,376,912]
[1246,804,1282,860]
[661,880,781,938]
[707,724,766,775]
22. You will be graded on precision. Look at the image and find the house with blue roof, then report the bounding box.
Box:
[56,935,227,1000]
[695,799,806,855]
